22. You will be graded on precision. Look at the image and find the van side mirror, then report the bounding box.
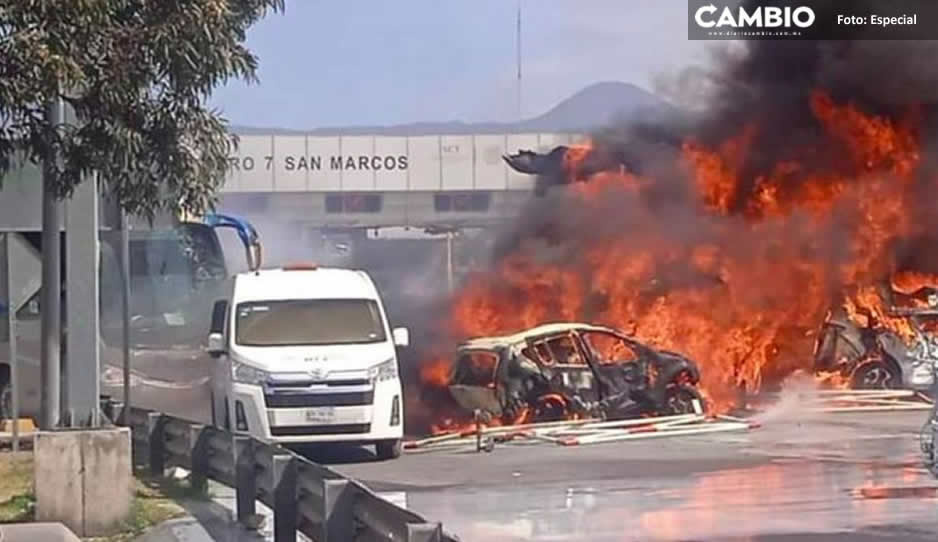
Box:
[392,327,410,348]
[210,300,228,334]
[207,332,226,358]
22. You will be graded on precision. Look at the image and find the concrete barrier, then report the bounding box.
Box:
[33,427,132,536]
[0,523,81,542]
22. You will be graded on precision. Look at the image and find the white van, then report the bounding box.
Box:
[207,264,408,459]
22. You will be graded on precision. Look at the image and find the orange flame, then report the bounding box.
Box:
[420,358,451,388]
[891,270,938,295]
[562,142,594,179]
[844,285,918,345]
[419,90,925,420]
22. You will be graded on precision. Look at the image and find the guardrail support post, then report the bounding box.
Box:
[188,424,209,495]
[407,523,443,542]
[272,454,298,542]
[233,436,257,526]
[147,412,166,477]
[110,400,125,425]
[321,479,354,542]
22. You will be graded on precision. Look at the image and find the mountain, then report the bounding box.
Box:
[230,81,676,136]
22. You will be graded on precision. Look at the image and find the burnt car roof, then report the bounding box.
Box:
[457,322,621,351]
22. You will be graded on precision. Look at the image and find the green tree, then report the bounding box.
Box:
[0,0,284,218]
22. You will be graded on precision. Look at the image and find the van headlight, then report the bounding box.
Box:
[369,358,398,383]
[232,361,270,385]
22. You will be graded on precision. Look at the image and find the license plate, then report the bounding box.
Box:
[305,407,336,423]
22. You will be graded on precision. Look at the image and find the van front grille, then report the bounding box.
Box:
[266,378,371,388]
[270,424,371,436]
[264,390,374,408]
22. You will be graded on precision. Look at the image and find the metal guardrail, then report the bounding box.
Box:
[116,405,457,542]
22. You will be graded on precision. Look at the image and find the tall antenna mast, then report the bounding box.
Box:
[516,0,522,121]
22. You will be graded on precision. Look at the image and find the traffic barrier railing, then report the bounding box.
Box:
[114,403,456,542]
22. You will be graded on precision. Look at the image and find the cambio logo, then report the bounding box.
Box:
[695,3,815,29]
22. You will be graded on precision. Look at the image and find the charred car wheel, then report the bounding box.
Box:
[533,395,570,422]
[664,384,704,415]
[851,359,900,389]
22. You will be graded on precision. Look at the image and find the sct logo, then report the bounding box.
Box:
[694,3,815,29]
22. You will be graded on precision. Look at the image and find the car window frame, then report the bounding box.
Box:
[451,348,501,388]
[526,332,589,367]
[578,329,641,366]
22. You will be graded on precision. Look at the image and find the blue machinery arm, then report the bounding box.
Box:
[202,213,263,271]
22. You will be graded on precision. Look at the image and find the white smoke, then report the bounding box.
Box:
[752,370,825,425]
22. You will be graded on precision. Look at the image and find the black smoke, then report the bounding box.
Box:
[418,18,938,410]
[491,14,938,262]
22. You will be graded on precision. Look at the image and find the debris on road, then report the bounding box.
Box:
[404,409,759,454]
[798,389,935,413]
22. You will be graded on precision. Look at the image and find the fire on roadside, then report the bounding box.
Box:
[412,88,933,434]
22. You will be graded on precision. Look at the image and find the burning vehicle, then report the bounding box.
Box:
[416,29,938,422]
[814,282,938,392]
[446,323,705,424]
[503,145,636,196]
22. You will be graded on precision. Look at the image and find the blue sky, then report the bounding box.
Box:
[210,1,708,129]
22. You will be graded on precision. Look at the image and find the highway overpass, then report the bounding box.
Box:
[218,131,583,231]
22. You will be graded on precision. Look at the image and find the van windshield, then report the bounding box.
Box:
[235,299,387,346]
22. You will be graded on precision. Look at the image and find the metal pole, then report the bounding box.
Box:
[5,236,19,451]
[64,173,101,427]
[120,207,131,422]
[40,96,63,430]
[516,0,522,121]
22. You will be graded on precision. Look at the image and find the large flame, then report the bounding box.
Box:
[417,90,926,420]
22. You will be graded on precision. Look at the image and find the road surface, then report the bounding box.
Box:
[328,409,938,541]
[126,373,938,541]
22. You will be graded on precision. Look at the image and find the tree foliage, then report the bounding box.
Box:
[0,0,284,218]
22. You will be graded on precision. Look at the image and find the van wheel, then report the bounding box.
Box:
[375,439,402,460]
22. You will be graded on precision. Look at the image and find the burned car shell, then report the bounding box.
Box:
[447,322,704,423]
[814,305,938,391]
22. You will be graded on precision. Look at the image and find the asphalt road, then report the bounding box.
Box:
[328,408,938,541]
[124,372,938,542]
